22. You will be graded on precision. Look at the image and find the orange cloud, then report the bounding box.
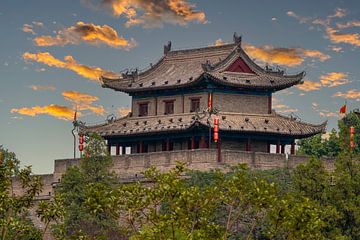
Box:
[296,80,322,92]
[326,27,360,47]
[243,44,330,67]
[11,91,105,120]
[319,110,338,118]
[320,72,349,87]
[88,0,206,28]
[117,107,131,117]
[29,85,56,91]
[11,104,75,121]
[22,24,36,35]
[272,97,298,113]
[62,91,105,115]
[333,90,360,100]
[34,22,136,49]
[329,45,343,52]
[336,20,360,29]
[23,52,117,81]
[213,38,225,46]
[22,22,44,35]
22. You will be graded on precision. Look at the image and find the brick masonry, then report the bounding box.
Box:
[14,150,334,240]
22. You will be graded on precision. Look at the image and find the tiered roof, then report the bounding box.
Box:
[81,112,326,139]
[101,37,305,93]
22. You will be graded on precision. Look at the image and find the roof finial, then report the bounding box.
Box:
[164,41,172,55]
[233,32,242,45]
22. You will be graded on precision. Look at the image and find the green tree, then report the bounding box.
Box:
[50,134,123,240]
[0,146,42,240]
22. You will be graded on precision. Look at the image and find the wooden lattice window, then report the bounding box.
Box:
[164,100,174,115]
[139,103,148,117]
[190,98,200,112]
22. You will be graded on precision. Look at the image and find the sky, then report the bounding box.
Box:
[1,0,360,173]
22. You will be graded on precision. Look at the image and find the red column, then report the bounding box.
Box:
[139,141,144,153]
[116,145,120,155]
[291,142,296,155]
[281,144,285,154]
[122,146,126,155]
[200,136,206,148]
[245,138,251,151]
[276,141,280,154]
[217,138,221,162]
[268,95,272,114]
[166,139,170,151]
[191,136,196,150]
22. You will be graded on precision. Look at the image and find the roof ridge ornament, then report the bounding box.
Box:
[164,41,172,55]
[233,32,242,45]
[201,60,215,72]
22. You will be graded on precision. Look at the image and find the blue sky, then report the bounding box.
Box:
[1,0,360,173]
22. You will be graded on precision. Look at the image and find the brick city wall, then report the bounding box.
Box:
[13,149,334,240]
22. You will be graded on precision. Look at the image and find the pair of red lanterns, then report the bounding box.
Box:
[79,134,84,152]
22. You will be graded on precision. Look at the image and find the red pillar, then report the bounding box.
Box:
[107,144,111,155]
[139,141,144,153]
[122,146,126,155]
[166,139,170,151]
[116,145,120,155]
[281,144,285,154]
[291,142,296,155]
[217,138,221,162]
[200,136,206,148]
[245,138,251,151]
[276,141,280,154]
[191,136,196,150]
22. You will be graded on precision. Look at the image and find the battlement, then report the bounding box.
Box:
[12,150,335,201]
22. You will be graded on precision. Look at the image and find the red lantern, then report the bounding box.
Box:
[350,126,355,149]
[79,135,84,144]
[79,134,84,152]
[208,92,213,110]
[214,118,219,142]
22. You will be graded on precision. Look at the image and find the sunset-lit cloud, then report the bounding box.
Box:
[34,21,136,49]
[22,24,36,35]
[62,91,105,115]
[329,45,343,52]
[29,85,56,91]
[22,52,117,81]
[333,90,360,100]
[319,110,338,118]
[11,104,76,121]
[287,8,360,48]
[22,21,44,35]
[311,102,338,118]
[11,91,105,120]
[244,44,330,67]
[117,107,131,117]
[320,72,349,87]
[213,38,225,46]
[325,27,360,47]
[336,20,360,29]
[296,80,322,92]
[272,97,298,113]
[84,0,207,28]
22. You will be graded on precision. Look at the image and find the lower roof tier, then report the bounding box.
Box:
[80,112,326,139]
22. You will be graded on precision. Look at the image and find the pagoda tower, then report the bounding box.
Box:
[81,34,326,157]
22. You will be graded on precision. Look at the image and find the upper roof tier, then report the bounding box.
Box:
[101,35,305,93]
